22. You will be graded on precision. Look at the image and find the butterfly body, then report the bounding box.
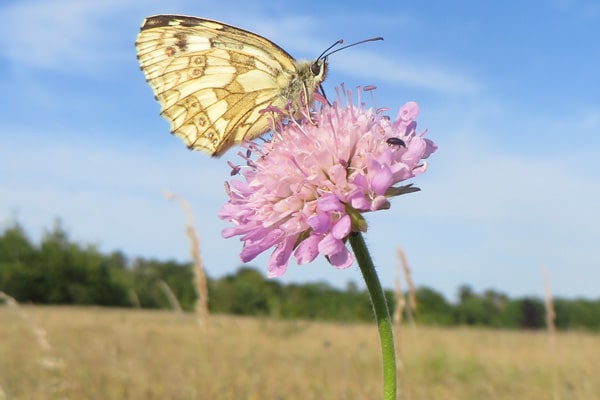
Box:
[136,15,327,156]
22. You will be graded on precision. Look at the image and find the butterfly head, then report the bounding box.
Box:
[311,59,327,78]
[309,58,328,85]
[306,39,346,87]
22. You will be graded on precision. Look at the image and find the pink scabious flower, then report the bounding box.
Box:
[218,87,437,277]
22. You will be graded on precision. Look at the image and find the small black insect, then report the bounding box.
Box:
[386,137,406,148]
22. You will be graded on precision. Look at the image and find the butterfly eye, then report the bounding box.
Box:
[310,62,323,76]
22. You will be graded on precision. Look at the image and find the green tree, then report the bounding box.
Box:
[554,298,600,331]
[0,222,40,301]
[414,286,453,325]
[0,222,36,265]
[230,267,271,315]
[454,286,505,327]
[500,298,545,329]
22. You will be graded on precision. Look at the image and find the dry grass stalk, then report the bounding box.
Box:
[395,247,418,397]
[185,222,210,329]
[393,257,407,380]
[163,191,210,331]
[541,266,559,400]
[541,266,556,337]
[157,279,183,313]
[393,262,405,326]
[0,300,5,398]
[0,291,68,396]
[0,291,16,307]
[0,291,54,353]
[397,247,417,323]
[128,288,141,309]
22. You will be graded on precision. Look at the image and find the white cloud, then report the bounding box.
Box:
[0,0,152,72]
[0,126,231,261]
[406,115,600,231]
[332,51,482,94]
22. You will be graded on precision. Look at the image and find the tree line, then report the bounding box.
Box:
[1,220,599,331]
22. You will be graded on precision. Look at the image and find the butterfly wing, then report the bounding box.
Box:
[135,15,302,156]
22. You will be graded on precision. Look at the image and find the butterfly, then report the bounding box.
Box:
[135,15,334,157]
[135,15,382,157]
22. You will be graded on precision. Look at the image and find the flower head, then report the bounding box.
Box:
[219,87,437,277]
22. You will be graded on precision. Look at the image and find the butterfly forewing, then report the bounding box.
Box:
[135,15,326,156]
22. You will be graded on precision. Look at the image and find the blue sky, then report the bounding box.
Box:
[1,0,599,301]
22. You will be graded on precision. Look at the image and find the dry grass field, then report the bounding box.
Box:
[1,305,598,400]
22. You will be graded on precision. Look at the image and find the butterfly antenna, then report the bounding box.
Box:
[317,39,344,61]
[316,36,382,103]
[322,36,383,58]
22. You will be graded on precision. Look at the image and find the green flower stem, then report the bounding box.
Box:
[349,232,397,400]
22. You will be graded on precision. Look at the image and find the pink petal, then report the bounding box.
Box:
[352,174,368,191]
[240,243,266,262]
[221,226,244,239]
[395,101,419,124]
[318,233,341,255]
[332,214,351,239]
[328,247,353,269]
[422,137,438,159]
[317,194,344,212]
[307,213,331,234]
[402,136,427,166]
[350,194,370,210]
[240,230,282,261]
[370,164,393,195]
[371,195,390,211]
[293,234,321,264]
[267,236,295,277]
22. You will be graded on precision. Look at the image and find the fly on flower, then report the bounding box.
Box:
[219,87,437,277]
